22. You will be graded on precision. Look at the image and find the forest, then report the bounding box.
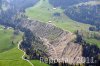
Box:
[49,0,100,31]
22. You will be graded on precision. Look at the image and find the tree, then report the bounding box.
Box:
[75,30,83,43]
[89,26,96,31]
[53,12,61,17]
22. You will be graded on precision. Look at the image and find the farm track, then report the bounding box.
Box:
[18,40,34,66]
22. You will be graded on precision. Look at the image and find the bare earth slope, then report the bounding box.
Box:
[20,20,83,64]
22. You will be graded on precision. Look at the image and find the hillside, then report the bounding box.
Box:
[0,0,100,66]
[19,19,82,64]
[25,0,91,32]
[18,19,100,65]
[0,25,30,66]
[49,0,100,30]
[64,2,100,31]
[49,0,94,8]
[0,25,49,66]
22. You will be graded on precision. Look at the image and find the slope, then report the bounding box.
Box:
[25,0,91,32]
[0,25,32,66]
[0,25,49,66]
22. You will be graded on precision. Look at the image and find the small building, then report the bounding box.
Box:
[53,8,57,10]
[48,21,52,23]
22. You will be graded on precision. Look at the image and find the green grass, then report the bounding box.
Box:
[31,60,49,66]
[0,25,32,66]
[0,47,32,66]
[85,38,100,48]
[0,26,14,53]
[81,31,100,47]
[91,32,100,46]
[0,43,49,66]
[0,60,31,66]
[25,0,91,32]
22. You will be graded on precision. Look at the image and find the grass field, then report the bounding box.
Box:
[0,25,31,66]
[85,38,100,48]
[0,47,49,66]
[0,47,32,66]
[25,0,100,47]
[30,60,49,66]
[0,25,23,53]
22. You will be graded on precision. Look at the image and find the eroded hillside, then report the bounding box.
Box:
[19,19,85,64]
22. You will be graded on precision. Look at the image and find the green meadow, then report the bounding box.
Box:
[25,0,91,32]
[0,25,31,66]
